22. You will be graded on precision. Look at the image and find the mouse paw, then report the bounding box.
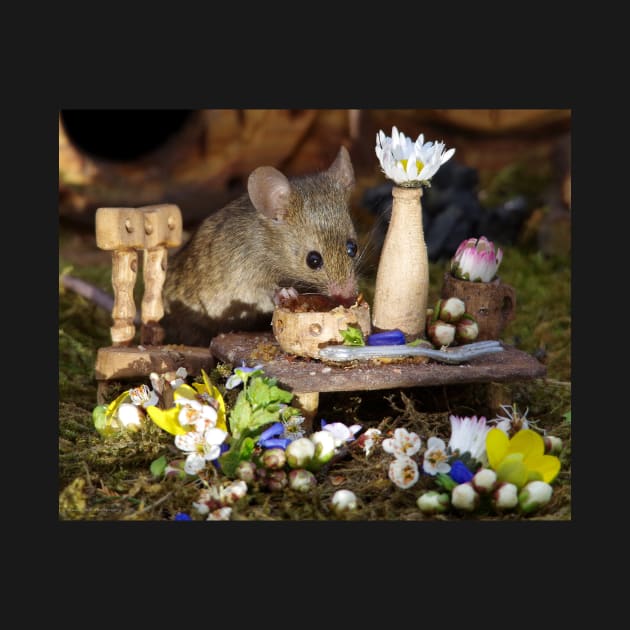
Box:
[273,287,299,306]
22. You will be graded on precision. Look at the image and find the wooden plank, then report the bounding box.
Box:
[95,345,214,381]
[210,332,546,394]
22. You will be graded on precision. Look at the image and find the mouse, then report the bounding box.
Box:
[160,145,361,346]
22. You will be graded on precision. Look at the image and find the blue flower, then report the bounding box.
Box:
[259,438,291,450]
[174,512,192,521]
[258,422,291,450]
[225,362,264,389]
[449,460,474,484]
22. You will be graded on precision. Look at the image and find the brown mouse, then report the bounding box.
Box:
[161,146,360,346]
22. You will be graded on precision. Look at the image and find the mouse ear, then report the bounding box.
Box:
[327,146,355,190]
[248,166,292,221]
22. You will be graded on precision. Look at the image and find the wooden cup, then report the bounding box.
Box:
[441,273,516,341]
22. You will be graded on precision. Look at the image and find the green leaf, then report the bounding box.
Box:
[150,455,167,478]
[562,410,571,424]
[92,404,118,438]
[218,445,243,479]
[228,394,252,439]
[247,377,272,408]
[340,325,365,346]
[239,437,256,461]
[435,472,458,492]
[268,385,294,404]
[219,430,261,478]
[250,408,282,431]
[92,405,108,433]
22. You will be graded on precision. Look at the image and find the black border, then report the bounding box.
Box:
[42,34,592,595]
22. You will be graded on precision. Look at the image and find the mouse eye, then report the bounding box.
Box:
[306,250,323,270]
[346,239,358,258]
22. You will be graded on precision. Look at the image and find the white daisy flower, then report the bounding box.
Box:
[448,415,490,465]
[375,126,455,186]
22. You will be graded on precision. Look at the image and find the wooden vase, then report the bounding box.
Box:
[372,185,429,340]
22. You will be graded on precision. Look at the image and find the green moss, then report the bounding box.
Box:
[58,222,571,521]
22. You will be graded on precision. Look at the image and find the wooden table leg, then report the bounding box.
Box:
[292,391,320,433]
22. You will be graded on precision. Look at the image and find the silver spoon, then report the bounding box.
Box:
[317,339,504,365]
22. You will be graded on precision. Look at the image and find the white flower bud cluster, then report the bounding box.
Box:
[426,298,479,348]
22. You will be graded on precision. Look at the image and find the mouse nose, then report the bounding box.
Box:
[328,276,358,307]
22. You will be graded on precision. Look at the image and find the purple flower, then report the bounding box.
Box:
[449,460,474,484]
[258,422,291,449]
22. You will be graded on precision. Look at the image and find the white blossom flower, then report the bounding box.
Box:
[321,420,362,447]
[388,455,420,489]
[127,383,159,408]
[117,403,143,429]
[331,489,358,514]
[175,426,228,475]
[375,126,455,186]
[358,428,382,457]
[422,436,452,475]
[382,427,422,458]
[448,415,490,465]
[207,507,232,521]
[176,399,218,433]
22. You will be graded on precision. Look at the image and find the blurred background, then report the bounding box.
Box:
[59,108,571,266]
[59,108,571,381]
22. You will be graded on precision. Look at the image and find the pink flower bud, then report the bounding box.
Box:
[472,468,497,493]
[265,469,288,492]
[417,491,450,514]
[492,482,519,511]
[439,297,466,323]
[235,460,257,484]
[427,320,456,347]
[288,469,317,492]
[331,489,358,514]
[455,314,479,343]
[261,447,287,470]
[451,482,480,511]
[543,436,563,455]
[518,480,553,514]
[450,236,503,282]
